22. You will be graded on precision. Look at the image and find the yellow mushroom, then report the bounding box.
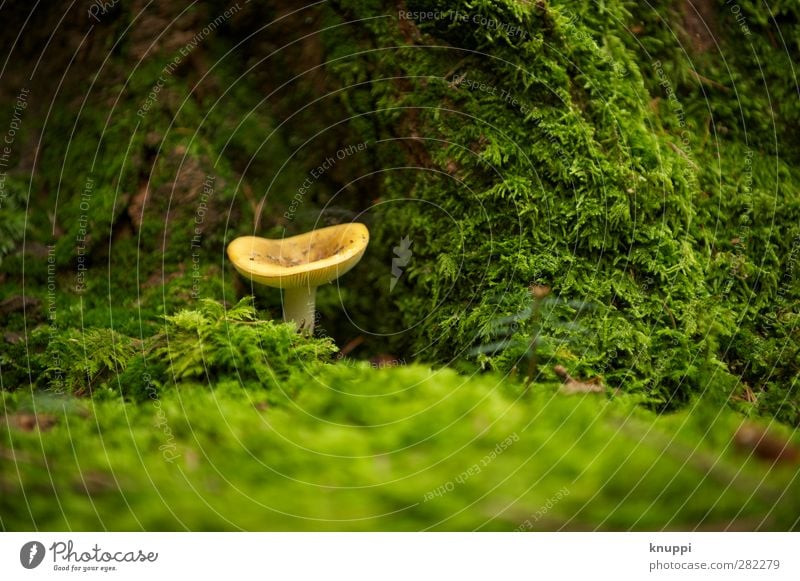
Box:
[227,223,369,334]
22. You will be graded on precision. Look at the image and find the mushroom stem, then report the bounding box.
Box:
[227,223,368,335]
[283,285,317,334]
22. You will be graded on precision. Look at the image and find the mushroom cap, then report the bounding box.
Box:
[227,222,369,289]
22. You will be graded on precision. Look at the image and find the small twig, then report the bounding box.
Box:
[338,335,365,358]
[662,301,677,329]
[667,141,699,169]
[523,343,538,394]
[443,57,468,84]
[239,182,262,231]
[688,69,729,92]
[523,285,550,392]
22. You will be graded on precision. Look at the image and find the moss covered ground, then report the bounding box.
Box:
[1,0,799,530]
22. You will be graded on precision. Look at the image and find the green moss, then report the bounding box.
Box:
[2,0,800,531]
[314,0,714,404]
[2,364,797,530]
[624,0,800,424]
[0,176,28,265]
[296,0,800,422]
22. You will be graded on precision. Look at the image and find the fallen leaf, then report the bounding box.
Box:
[561,380,604,395]
[4,331,24,344]
[0,295,40,316]
[530,285,551,299]
[4,413,57,431]
[554,365,604,395]
[734,422,800,464]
